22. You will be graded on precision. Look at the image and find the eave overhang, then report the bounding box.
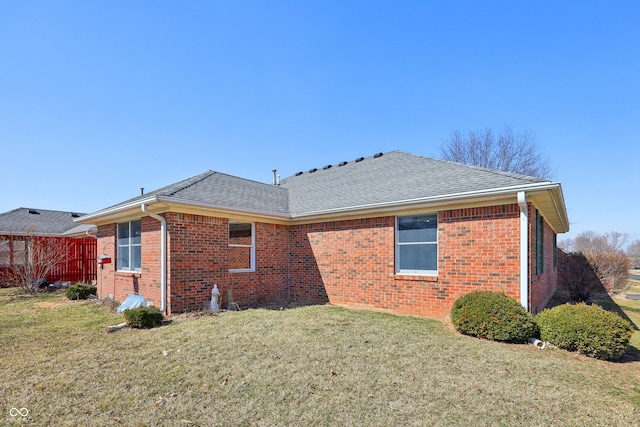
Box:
[75,182,569,233]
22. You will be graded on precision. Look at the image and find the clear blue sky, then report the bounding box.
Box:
[1,1,638,244]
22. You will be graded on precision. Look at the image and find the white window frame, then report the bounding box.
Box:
[117,219,141,272]
[395,214,438,275]
[229,221,255,273]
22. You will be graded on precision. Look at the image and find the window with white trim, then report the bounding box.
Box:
[396,214,438,274]
[117,220,141,271]
[229,222,255,272]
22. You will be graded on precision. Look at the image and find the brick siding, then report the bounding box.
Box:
[95,201,558,318]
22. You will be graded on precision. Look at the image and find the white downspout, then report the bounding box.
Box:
[517,191,529,311]
[141,204,167,314]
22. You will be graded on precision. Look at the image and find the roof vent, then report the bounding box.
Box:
[295,171,303,176]
[323,165,332,170]
[338,161,348,166]
[355,157,365,163]
[309,168,318,173]
[373,152,383,158]
[28,209,39,215]
[70,213,81,218]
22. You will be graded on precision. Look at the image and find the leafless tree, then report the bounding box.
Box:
[440,125,552,179]
[567,230,631,293]
[573,230,629,254]
[0,229,70,293]
[627,239,640,268]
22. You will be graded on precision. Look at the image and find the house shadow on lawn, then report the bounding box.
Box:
[546,253,640,363]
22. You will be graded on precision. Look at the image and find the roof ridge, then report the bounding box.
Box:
[163,170,217,196]
[281,151,389,182]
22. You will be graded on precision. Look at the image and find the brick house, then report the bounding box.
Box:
[76,151,569,318]
[0,208,97,287]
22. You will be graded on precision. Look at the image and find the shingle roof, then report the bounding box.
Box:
[79,150,565,229]
[97,170,290,216]
[0,208,87,236]
[279,151,547,216]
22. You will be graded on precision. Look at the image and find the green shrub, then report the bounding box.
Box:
[535,303,633,361]
[65,283,97,300]
[450,291,538,343]
[123,306,164,329]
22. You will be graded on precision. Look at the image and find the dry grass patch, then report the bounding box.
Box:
[1,292,639,426]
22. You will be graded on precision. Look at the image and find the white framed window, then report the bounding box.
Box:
[117,220,141,271]
[229,222,255,272]
[396,214,438,275]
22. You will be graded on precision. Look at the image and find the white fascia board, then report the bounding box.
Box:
[73,196,160,223]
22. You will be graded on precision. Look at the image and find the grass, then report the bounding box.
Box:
[1,290,640,426]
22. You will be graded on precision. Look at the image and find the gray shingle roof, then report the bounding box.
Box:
[99,170,290,216]
[0,208,87,235]
[80,150,558,223]
[279,151,547,216]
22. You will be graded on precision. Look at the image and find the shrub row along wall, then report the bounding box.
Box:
[95,202,558,318]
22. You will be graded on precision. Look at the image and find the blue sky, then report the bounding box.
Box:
[1,1,638,244]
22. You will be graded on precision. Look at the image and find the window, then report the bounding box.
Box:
[229,222,255,272]
[553,232,558,268]
[396,214,438,274]
[0,238,29,267]
[536,210,544,275]
[0,238,9,267]
[12,239,28,267]
[117,220,141,271]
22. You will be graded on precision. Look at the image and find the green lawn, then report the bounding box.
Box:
[1,289,639,426]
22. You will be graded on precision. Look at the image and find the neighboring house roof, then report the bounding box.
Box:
[77,151,569,232]
[0,208,91,236]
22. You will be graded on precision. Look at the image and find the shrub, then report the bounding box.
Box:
[65,283,97,300]
[535,303,633,361]
[123,306,164,329]
[450,291,538,343]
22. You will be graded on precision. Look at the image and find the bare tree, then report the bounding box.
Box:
[0,229,70,293]
[440,125,552,179]
[568,230,631,293]
[573,230,629,254]
[627,239,640,268]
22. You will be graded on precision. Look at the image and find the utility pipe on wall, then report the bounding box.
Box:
[517,191,529,311]
[141,204,167,313]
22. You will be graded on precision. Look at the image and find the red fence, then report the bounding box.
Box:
[48,237,97,284]
[0,235,97,287]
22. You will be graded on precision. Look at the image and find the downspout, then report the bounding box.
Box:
[141,204,167,314]
[517,191,529,311]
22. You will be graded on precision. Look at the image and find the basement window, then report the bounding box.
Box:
[117,220,141,272]
[229,222,255,272]
[396,214,438,275]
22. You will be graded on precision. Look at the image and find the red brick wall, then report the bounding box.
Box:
[528,205,558,313]
[96,201,558,319]
[166,214,289,314]
[289,205,524,318]
[95,217,162,307]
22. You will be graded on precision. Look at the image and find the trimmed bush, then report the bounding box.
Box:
[65,283,97,300]
[123,306,164,329]
[451,291,538,343]
[535,303,633,361]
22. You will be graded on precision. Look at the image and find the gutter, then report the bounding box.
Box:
[517,191,529,311]
[290,182,560,220]
[141,204,167,314]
